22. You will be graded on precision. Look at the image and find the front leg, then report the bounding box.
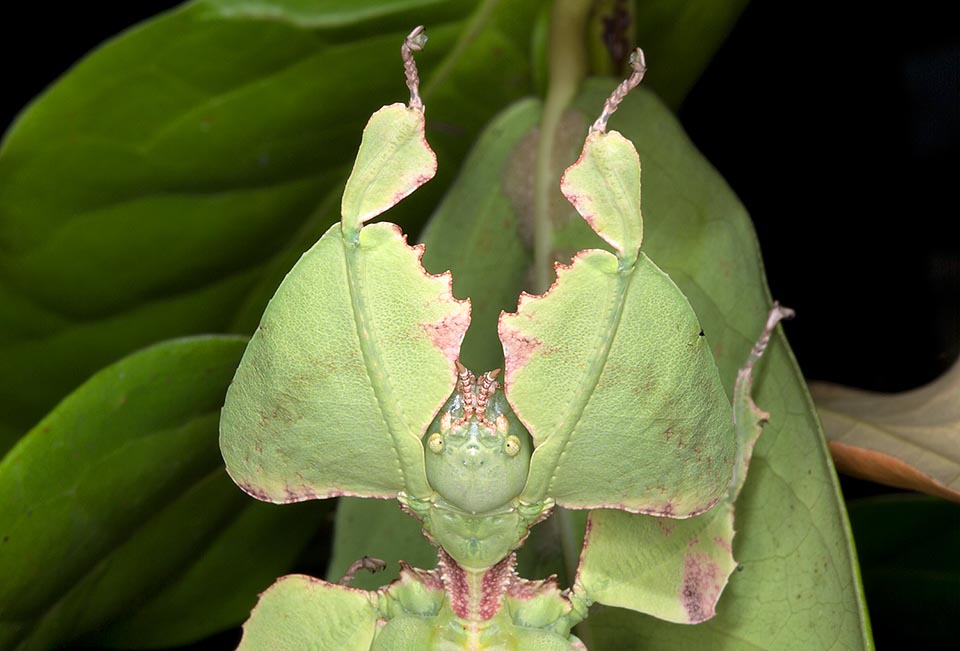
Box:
[239,575,381,650]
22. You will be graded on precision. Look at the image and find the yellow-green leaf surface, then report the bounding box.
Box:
[341,104,436,233]
[418,83,871,648]
[560,131,643,262]
[501,251,734,516]
[575,306,791,624]
[578,504,735,625]
[0,0,543,451]
[811,359,960,502]
[575,83,869,650]
[221,218,469,502]
[500,118,734,516]
[239,575,377,651]
[0,337,318,650]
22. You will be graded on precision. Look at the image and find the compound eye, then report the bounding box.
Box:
[428,432,444,454]
[504,435,521,457]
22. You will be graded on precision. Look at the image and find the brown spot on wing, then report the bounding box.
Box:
[680,552,723,623]
[237,481,271,502]
[498,324,542,390]
[421,309,471,362]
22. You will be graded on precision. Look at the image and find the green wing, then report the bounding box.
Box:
[221,104,469,503]
[240,576,378,651]
[574,304,792,623]
[500,130,735,517]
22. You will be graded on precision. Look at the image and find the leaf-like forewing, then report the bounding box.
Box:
[221,219,468,502]
[221,105,468,502]
[575,305,790,623]
[500,128,734,516]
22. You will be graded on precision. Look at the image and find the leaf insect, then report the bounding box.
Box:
[220,26,792,650]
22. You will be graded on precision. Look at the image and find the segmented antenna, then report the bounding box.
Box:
[475,369,501,425]
[402,25,428,111]
[455,361,477,423]
[590,47,647,133]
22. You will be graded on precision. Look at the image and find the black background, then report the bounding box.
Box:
[2,2,957,649]
[3,1,955,391]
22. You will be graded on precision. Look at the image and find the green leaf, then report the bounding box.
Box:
[0,336,319,650]
[420,98,543,372]
[91,498,320,649]
[239,575,377,651]
[0,0,544,451]
[576,83,871,650]
[414,83,872,647]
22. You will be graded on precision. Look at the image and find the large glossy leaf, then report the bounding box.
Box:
[0,0,544,450]
[414,84,872,647]
[810,359,960,502]
[420,99,543,372]
[0,336,320,649]
[91,498,319,649]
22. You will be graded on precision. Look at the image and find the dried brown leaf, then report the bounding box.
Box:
[811,360,960,502]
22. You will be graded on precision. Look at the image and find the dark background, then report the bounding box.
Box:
[3,1,955,392]
[2,2,957,649]
[681,1,959,394]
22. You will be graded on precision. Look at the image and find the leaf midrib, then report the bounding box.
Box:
[524,264,632,503]
[341,237,415,496]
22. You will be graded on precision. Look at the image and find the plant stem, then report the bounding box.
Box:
[539,8,595,648]
[532,0,592,293]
